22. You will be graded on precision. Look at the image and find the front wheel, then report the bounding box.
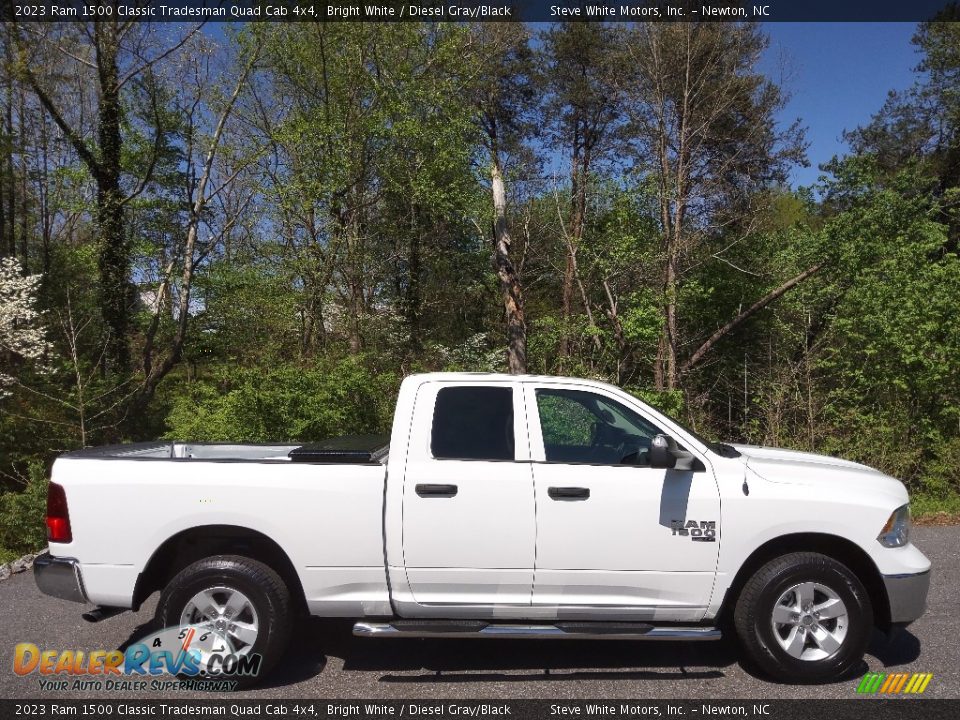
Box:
[156,555,291,687]
[733,552,873,683]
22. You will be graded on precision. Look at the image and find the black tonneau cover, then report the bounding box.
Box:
[288,434,390,464]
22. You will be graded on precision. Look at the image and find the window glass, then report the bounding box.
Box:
[536,388,663,465]
[431,386,515,461]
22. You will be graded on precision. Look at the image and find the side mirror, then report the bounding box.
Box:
[649,434,696,471]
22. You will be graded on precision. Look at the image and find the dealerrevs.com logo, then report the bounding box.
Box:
[13,625,261,692]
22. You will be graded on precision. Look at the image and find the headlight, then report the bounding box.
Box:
[877,504,911,547]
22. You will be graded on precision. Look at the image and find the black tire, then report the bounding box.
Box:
[156,555,291,688]
[733,552,872,683]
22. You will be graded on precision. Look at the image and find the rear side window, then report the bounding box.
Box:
[431,386,515,461]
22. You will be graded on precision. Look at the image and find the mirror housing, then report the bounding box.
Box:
[649,434,696,471]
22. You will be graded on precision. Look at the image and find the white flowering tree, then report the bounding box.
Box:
[0,258,52,398]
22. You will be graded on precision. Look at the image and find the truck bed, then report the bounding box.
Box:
[51,438,391,614]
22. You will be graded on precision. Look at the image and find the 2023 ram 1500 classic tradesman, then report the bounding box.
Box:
[35,373,930,684]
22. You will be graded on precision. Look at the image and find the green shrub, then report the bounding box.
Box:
[0,461,48,564]
[164,357,399,443]
[626,387,686,420]
[911,491,960,518]
[919,437,960,499]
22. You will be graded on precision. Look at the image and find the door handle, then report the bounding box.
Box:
[548,486,590,500]
[415,483,458,498]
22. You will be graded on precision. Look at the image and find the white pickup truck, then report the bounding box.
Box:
[35,372,929,684]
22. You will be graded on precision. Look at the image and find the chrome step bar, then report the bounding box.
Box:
[353,621,721,641]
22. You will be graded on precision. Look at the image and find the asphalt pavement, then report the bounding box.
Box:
[1,526,956,700]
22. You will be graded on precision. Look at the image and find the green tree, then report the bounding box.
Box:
[619,22,808,390]
[11,21,202,372]
[541,23,625,362]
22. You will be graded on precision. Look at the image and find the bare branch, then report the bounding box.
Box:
[118,24,203,89]
[681,263,825,375]
[13,41,103,177]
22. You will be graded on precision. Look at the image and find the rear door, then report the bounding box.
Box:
[401,381,536,611]
[525,382,720,621]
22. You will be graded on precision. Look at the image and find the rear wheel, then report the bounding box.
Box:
[733,552,872,683]
[157,555,291,687]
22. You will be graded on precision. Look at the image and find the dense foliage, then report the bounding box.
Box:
[1,16,960,559]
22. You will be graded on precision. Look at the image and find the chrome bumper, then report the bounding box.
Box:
[33,552,88,604]
[883,569,930,624]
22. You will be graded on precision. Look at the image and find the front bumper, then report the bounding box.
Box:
[883,569,930,624]
[33,552,88,604]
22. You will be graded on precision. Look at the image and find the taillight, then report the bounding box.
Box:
[46,483,72,543]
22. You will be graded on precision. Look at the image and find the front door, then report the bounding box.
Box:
[525,383,721,621]
[401,381,535,611]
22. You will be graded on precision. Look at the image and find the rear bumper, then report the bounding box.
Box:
[883,569,930,624]
[33,552,88,604]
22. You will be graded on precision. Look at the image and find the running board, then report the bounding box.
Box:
[352,620,721,641]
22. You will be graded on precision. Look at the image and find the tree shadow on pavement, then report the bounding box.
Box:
[116,615,161,653]
[730,628,923,687]
[868,628,922,668]
[113,616,921,690]
[114,609,328,690]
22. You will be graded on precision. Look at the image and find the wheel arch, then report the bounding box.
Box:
[132,524,307,615]
[718,532,890,630]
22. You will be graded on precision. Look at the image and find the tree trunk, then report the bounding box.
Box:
[560,135,589,360]
[38,112,52,274]
[13,23,127,362]
[344,214,364,355]
[405,205,422,356]
[654,226,679,390]
[653,85,673,391]
[17,81,28,266]
[93,25,129,373]
[490,149,526,374]
[2,50,13,258]
[137,47,256,407]
[660,247,678,389]
[602,279,629,384]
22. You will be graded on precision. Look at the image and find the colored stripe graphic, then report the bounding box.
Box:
[892,673,909,693]
[907,673,934,694]
[857,672,933,694]
[857,672,885,693]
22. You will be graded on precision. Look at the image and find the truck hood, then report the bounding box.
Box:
[731,444,908,501]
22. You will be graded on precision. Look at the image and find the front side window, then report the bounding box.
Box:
[536,388,663,465]
[431,386,515,461]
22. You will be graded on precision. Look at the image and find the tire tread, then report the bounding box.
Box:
[733,551,872,683]
[157,554,292,687]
